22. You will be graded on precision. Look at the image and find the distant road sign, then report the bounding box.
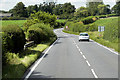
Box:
[98,26,105,32]
[66,26,68,29]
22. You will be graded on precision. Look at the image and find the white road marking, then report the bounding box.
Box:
[91,69,98,78]
[78,49,81,52]
[76,45,79,49]
[90,39,118,55]
[24,38,59,80]
[73,39,99,78]
[80,52,83,55]
[83,55,86,59]
[86,60,91,67]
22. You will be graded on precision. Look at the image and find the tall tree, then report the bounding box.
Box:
[112,1,120,15]
[97,4,110,15]
[74,7,89,17]
[87,1,103,16]
[12,2,28,17]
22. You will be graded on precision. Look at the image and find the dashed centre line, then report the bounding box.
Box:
[83,55,87,59]
[91,69,98,78]
[72,39,98,78]
[86,60,91,67]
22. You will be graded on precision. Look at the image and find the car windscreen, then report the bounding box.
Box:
[80,34,88,36]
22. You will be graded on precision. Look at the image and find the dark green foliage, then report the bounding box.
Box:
[10,2,28,17]
[112,1,120,15]
[107,14,118,17]
[103,18,118,42]
[87,2,103,16]
[27,23,56,44]
[74,7,89,18]
[2,25,26,53]
[24,11,57,30]
[53,3,75,19]
[65,21,97,32]
[81,16,96,24]
[98,15,107,18]
[27,27,44,44]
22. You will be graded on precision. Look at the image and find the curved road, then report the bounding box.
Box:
[24,28,118,80]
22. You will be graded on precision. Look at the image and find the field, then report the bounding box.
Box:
[1,20,27,27]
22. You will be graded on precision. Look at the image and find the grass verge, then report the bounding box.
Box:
[2,37,56,79]
[63,30,118,53]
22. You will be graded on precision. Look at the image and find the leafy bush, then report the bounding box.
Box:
[27,23,56,44]
[54,20,66,28]
[2,25,26,53]
[65,21,97,32]
[27,27,44,44]
[81,16,96,24]
[98,15,107,18]
[23,11,57,31]
[107,14,118,17]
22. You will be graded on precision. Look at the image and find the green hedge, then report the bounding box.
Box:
[81,16,96,24]
[2,25,26,64]
[2,25,26,53]
[98,15,107,18]
[107,14,118,17]
[27,23,56,44]
[65,21,97,32]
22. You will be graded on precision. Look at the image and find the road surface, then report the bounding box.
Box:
[24,28,118,80]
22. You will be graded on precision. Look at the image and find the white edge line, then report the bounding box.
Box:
[24,38,59,80]
[86,60,91,67]
[90,39,118,55]
[91,69,98,78]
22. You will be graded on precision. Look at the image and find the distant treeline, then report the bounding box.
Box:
[1,1,120,20]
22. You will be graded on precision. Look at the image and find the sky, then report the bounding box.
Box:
[0,0,117,11]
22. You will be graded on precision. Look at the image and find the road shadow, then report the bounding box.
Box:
[27,71,52,79]
[53,41,62,45]
[58,36,68,39]
[79,40,93,42]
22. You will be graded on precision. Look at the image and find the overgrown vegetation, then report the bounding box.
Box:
[27,23,56,44]
[2,39,56,79]
[2,11,57,79]
[63,17,119,52]
[65,21,98,33]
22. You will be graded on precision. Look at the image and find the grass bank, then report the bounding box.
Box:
[2,37,56,79]
[63,30,118,52]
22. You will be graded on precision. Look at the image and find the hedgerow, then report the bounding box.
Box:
[2,25,26,53]
[81,16,97,24]
[27,23,56,44]
[65,21,97,32]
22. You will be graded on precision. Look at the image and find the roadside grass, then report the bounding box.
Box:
[94,17,118,26]
[63,30,118,53]
[87,31,118,52]
[1,20,26,27]
[63,30,79,35]
[2,38,56,79]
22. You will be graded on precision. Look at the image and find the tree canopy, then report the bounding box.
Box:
[10,2,28,17]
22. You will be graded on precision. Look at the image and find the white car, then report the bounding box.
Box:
[79,33,89,41]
